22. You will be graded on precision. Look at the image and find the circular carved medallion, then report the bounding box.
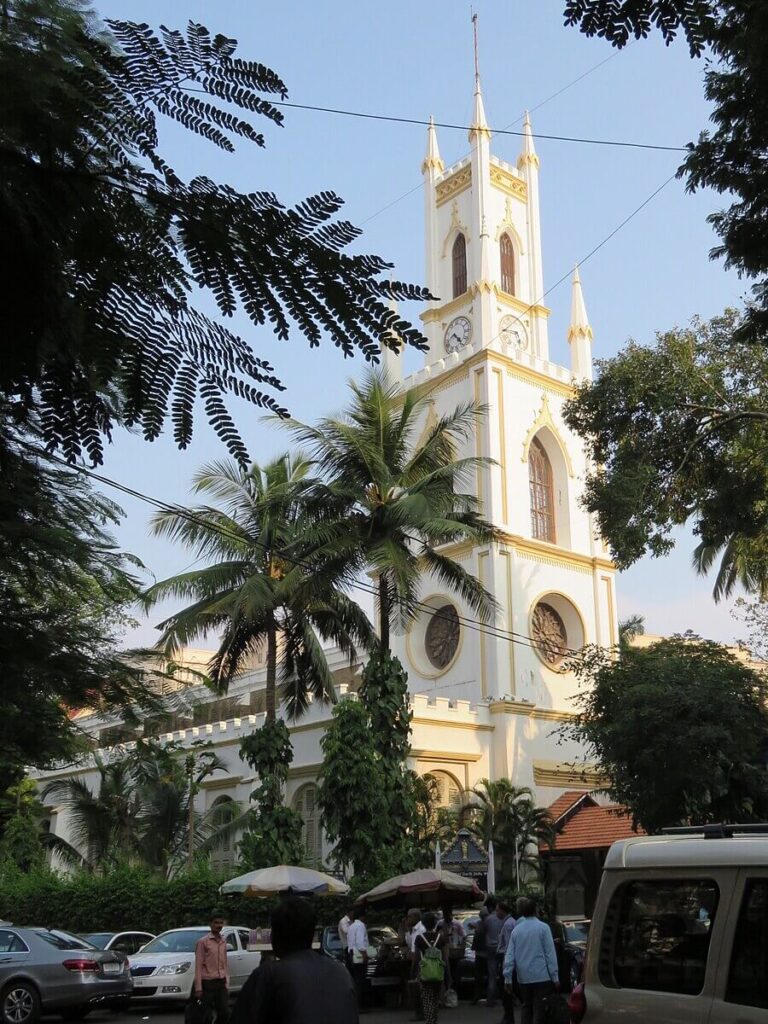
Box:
[425,604,460,670]
[532,602,568,666]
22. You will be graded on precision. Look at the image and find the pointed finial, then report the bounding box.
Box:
[518,110,540,168]
[421,114,444,175]
[568,264,593,342]
[468,11,491,143]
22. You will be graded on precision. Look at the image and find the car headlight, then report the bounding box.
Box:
[156,962,192,975]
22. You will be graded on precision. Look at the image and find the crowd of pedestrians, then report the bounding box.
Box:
[190,893,560,1024]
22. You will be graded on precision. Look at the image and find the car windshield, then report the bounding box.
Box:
[324,929,343,951]
[35,930,98,950]
[140,930,209,954]
[82,933,113,948]
[564,921,590,943]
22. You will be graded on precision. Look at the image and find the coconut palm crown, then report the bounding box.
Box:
[141,454,373,720]
[283,370,500,650]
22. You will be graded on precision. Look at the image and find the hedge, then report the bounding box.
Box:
[0,867,349,934]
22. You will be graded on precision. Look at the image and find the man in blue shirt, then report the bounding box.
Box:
[496,902,517,1024]
[503,898,559,1024]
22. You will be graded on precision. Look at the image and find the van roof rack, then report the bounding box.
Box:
[661,824,768,838]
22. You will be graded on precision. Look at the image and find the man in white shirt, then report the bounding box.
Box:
[346,907,369,1013]
[338,909,352,945]
[405,909,426,954]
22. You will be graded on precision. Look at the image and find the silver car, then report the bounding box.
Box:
[0,925,131,1024]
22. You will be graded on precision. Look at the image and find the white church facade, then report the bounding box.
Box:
[37,78,618,873]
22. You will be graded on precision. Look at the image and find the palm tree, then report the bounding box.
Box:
[283,370,499,650]
[460,778,554,884]
[42,756,141,872]
[692,534,768,602]
[141,455,373,720]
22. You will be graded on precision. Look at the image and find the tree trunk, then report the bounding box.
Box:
[378,574,390,653]
[187,758,195,871]
[266,620,277,722]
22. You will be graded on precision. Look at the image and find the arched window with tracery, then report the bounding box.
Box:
[452,234,467,298]
[209,795,236,876]
[293,784,321,866]
[500,233,515,295]
[529,437,556,543]
[425,770,462,810]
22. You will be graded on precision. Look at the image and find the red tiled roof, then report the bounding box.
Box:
[546,790,595,825]
[546,804,645,851]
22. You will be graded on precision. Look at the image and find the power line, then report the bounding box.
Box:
[272,100,687,154]
[36,448,586,659]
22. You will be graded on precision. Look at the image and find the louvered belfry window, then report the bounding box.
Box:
[452,233,467,298]
[294,784,320,866]
[500,233,515,295]
[529,438,556,542]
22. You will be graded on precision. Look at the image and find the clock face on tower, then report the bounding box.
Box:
[499,314,527,350]
[444,316,472,354]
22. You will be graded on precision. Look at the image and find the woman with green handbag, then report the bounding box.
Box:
[414,912,448,1024]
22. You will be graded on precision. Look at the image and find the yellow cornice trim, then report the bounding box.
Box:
[421,291,473,325]
[497,291,551,320]
[488,700,574,722]
[489,164,528,202]
[201,775,242,790]
[533,759,608,789]
[412,750,483,763]
[436,166,472,207]
[288,763,322,779]
[438,531,615,574]
[411,716,494,733]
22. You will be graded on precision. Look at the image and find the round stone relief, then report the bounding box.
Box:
[531,601,568,666]
[424,603,461,670]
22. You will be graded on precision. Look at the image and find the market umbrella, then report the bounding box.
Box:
[221,865,349,897]
[356,868,483,910]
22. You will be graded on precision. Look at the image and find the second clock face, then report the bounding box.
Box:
[444,316,472,354]
[499,314,527,349]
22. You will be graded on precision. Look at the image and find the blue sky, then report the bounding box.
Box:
[91,0,747,648]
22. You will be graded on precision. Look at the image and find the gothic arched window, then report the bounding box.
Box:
[529,437,556,543]
[209,795,236,876]
[500,233,515,295]
[425,770,462,810]
[452,233,467,298]
[293,784,321,866]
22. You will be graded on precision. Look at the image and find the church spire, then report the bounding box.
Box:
[421,115,444,175]
[519,110,539,168]
[568,265,594,380]
[468,13,491,142]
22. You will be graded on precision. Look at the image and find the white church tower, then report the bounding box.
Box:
[388,71,619,787]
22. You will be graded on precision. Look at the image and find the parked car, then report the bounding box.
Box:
[569,826,768,1023]
[80,933,155,956]
[128,926,260,1004]
[552,918,590,992]
[0,924,131,1024]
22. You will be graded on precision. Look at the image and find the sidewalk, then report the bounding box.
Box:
[365,1005,498,1023]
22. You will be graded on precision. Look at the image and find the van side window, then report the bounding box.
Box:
[726,878,768,1008]
[600,879,719,995]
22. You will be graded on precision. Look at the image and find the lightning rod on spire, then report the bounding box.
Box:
[472,9,480,86]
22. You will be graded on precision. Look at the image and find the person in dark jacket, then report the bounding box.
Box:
[232,897,358,1024]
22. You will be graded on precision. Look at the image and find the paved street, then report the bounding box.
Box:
[95,1001,498,1024]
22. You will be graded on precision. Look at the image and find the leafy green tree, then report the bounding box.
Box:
[563,635,768,832]
[0,781,47,874]
[142,455,372,718]
[564,2,768,343]
[317,698,390,876]
[2,0,428,464]
[460,779,554,885]
[0,424,160,781]
[284,370,499,651]
[42,741,235,876]
[238,720,304,869]
[564,311,768,598]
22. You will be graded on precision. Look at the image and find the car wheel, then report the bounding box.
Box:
[60,1008,91,1021]
[2,982,40,1024]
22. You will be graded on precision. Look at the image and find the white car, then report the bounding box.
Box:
[129,926,261,1003]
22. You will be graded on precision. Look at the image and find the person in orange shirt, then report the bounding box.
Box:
[194,911,231,1024]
